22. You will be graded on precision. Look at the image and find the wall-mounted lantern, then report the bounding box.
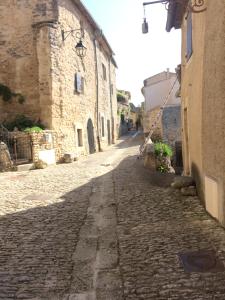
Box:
[61,28,87,58]
[75,40,87,58]
[142,18,149,34]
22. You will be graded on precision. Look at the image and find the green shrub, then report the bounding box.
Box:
[157,165,169,173]
[154,142,173,157]
[117,91,126,102]
[24,126,43,133]
[3,115,45,131]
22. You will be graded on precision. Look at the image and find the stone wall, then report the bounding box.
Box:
[144,107,162,141]
[162,105,181,146]
[30,131,61,163]
[0,0,58,124]
[6,130,61,164]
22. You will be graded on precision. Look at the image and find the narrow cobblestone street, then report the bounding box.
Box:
[1,133,225,299]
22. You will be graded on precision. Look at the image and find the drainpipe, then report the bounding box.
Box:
[108,57,115,144]
[93,36,102,152]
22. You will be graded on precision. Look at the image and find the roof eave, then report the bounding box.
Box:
[72,0,115,56]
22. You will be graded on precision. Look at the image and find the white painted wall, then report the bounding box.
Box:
[142,71,180,112]
[39,149,56,165]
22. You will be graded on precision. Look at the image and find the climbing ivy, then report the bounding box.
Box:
[0,83,25,104]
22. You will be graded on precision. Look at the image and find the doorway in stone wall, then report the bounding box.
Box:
[107,120,111,145]
[87,118,96,154]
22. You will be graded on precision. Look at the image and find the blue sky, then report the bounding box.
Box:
[82,0,181,105]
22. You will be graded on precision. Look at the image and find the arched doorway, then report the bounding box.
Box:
[87,118,96,154]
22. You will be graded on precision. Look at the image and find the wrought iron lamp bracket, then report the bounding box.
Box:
[143,0,207,13]
[61,29,84,42]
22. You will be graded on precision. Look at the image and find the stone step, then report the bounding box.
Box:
[15,163,34,172]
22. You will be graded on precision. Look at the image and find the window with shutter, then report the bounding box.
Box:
[186,12,193,61]
[102,64,107,81]
[75,73,84,94]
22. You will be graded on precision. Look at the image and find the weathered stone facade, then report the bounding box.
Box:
[143,106,162,141]
[162,104,181,145]
[30,131,61,163]
[0,0,117,159]
[1,130,60,166]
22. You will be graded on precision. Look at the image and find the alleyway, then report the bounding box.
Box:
[1,133,225,300]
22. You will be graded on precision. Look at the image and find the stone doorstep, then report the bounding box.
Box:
[15,163,35,172]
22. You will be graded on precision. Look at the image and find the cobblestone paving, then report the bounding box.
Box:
[114,145,225,300]
[0,135,134,299]
[1,133,225,299]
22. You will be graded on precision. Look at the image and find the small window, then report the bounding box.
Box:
[101,116,105,137]
[110,84,114,95]
[102,63,107,81]
[186,12,193,61]
[77,129,83,147]
[75,73,84,93]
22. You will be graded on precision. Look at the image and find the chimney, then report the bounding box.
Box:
[166,68,170,78]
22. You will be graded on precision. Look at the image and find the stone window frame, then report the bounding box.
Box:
[102,63,107,81]
[77,129,83,147]
[99,113,106,140]
[74,123,85,149]
[74,73,84,94]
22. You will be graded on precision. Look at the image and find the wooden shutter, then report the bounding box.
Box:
[75,73,82,93]
[186,12,193,60]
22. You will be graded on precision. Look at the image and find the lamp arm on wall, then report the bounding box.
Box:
[143,0,207,13]
[61,29,84,42]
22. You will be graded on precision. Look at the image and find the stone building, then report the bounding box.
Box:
[141,70,181,142]
[117,90,131,137]
[129,103,141,130]
[0,0,117,159]
[166,0,225,225]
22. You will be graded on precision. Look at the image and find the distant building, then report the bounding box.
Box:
[117,90,131,136]
[129,103,141,130]
[141,70,181,144]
